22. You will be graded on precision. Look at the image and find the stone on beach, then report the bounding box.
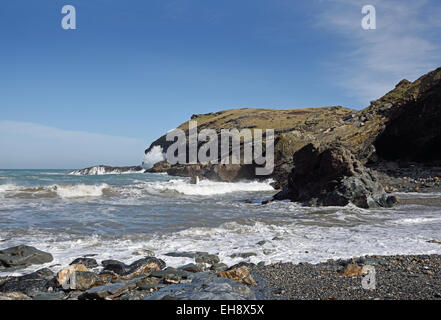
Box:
[0,268,56,296]
[0,245,53,269]
[218,266,257,286]
[145,273,256,300]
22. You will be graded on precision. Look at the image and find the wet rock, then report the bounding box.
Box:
[0,268,56,296]
[79,282,136,300]
[178,263,205,273]
[123,257,166,279]
[0,245,53,269]
[137,283,168,291]
[428,240,441,245]
[101,260,127,275]
[145,273,256,300]
[195,252,220,265]
[211,263,228,273]
[273,143,396,208]
[218,266,257,286]
[257,240,267,246]
[150,268,189,279]
[70,258,98,269]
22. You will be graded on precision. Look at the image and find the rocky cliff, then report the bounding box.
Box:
[144,66,441,189]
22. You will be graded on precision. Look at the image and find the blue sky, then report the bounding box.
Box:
[1,0,440,168]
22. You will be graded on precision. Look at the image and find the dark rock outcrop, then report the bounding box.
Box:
[273,143,397,208]
[68,165,144,175]
[0,245,53,270]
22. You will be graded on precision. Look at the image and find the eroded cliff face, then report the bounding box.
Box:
[144,67,441,187]
[371,68,441,162]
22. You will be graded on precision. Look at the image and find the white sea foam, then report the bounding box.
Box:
[54,184,109,198]
[0,184,17,193]
[142,145,166,169]
[140,179,275,196]
[3,215,441,277]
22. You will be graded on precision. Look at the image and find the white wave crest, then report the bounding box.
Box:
[143,179,274,196]
[54,184,109,198]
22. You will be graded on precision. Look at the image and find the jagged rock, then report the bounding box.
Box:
[0,268,56,296]
[0,245,53,269]
[273,143,397,208]
[218,266,257,286]
[70,258,98,269]
[145,273,256,300]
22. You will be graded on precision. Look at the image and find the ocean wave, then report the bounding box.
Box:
[139,179,275,196]
[54,184,109,198]
[0,183,109,199]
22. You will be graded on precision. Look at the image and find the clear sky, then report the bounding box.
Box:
[1,0,440,168]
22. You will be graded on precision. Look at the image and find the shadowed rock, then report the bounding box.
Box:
[273,143,397,208]
[145,273,256,300]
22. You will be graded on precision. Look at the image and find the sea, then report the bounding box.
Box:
[1,169,441,276]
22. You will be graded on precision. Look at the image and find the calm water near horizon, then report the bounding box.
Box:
[1,169,441,276]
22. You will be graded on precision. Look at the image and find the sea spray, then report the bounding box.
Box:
[142,145,166,169]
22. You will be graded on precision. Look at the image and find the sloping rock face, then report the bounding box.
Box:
[273,143,397,208]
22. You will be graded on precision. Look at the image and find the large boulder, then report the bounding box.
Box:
[273,143,397,208]
[0,245,53,269]
[145,273,256,300]
[0,268,56,296]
